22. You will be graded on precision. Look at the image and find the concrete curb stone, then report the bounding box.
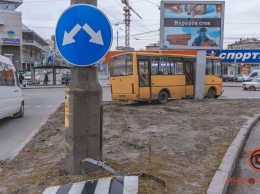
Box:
[207,114,260,194]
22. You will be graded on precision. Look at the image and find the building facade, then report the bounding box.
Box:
[208,50,260,76]
[227,38,260,50]
[0,0,49,71]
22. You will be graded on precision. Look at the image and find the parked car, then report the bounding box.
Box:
[234,74,247,82]
[23,72,41,84]
[242,70,260,82]
[222,75,235,82]
[242,78,260,91]
[36,69,46,74]
[61,73,71,84]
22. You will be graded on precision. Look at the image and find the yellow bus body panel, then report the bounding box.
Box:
[205,75,223,96]
[110,76,139,101]
[151,75,186,99]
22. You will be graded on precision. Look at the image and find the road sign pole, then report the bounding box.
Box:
[66,0,102,175]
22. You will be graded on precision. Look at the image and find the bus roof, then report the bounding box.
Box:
[105,50,221,62]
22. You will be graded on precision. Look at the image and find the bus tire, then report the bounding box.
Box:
[158,91,168,104]
[207,89,216,98]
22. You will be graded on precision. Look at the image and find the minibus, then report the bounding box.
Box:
[0,55,24,119]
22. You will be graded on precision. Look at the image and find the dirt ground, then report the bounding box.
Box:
[0,98,260,194]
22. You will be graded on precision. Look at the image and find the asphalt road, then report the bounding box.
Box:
[0,88,65,161]
[220,86,260,99]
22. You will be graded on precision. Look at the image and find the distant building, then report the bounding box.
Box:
[22,24,49,70]
[45,35,68,66]
[146,43,159,50]
[0,0,49,71]
[227,38,260,49]
[116,46,134,51]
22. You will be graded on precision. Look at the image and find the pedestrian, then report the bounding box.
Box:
[44,73,48,85]
[19,73,24,85]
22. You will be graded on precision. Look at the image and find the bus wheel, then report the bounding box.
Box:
[158,91,168,104]
[207,89,216,98]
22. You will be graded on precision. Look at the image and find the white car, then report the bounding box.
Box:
[242,78,260,91]
[0,55,24,119]
[23,72,41,84]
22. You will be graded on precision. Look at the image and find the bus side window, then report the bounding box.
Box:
[151,61,159,75]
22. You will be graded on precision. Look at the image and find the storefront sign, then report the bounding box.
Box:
[1,37,21,45]
[7,30,15,37]
[160,1,225,50]
[207,50,260,63]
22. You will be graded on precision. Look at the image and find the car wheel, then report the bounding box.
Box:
[158,91,168,104]
[17,102,24,118]
[249,86,256,91]
[207,89,216,98]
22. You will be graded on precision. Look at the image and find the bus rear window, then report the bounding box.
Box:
[110,54,133,76]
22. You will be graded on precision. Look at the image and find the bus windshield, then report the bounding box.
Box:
[110,54,133,76]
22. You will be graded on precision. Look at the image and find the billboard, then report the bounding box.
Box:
[160,1,225,50]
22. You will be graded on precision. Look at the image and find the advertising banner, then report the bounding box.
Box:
[207,50,260,63]
[160,1,225,50]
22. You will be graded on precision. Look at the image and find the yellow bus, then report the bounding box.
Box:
[109,52,223,103]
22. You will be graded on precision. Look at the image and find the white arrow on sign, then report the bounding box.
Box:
[62,24,81,46]
[82,23,104,45]
[62,23,104,46]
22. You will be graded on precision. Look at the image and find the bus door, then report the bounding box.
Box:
[137,59,150,101]
[185,61,194,97]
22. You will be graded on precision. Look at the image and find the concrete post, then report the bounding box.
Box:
[67,0,100,175]
[195,50,206,100]
[67,66,102,175]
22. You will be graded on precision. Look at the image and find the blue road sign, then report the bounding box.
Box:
[55,4,113,66]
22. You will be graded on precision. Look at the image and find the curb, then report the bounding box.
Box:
[207,114,260,194]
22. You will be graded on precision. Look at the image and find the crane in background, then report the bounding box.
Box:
[121,0,142,50]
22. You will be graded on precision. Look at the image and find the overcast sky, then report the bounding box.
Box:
[16,0,260,50]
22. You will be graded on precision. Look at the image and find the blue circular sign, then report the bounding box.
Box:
[56,4,113,66]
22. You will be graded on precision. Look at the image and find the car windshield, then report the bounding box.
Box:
[24,72,31,76]
[251,78,258,82]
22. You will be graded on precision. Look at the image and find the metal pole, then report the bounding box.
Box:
[117,30,118,48]
[195,50,206,100]
[67,0,102,175]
